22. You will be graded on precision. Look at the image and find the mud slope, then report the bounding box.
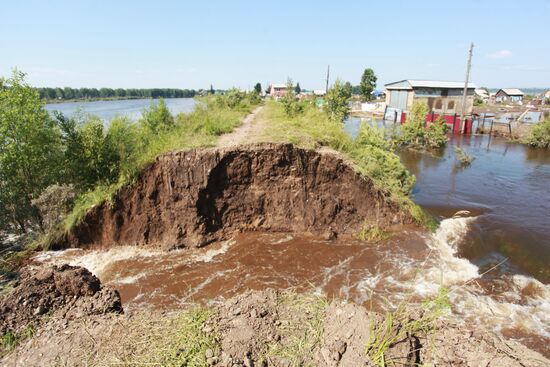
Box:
[58,143,413,250]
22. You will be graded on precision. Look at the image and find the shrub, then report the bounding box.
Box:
[141,98,175,133]
[31,184,75,231]
[527,117,550,148]
[454,146,474,166]
[281,79,304,117]
[398,101,448,149]
[324,79,351,122]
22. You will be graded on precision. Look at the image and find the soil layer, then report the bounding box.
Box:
[57,143,411,250]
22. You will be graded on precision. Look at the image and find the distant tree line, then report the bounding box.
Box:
[36,87,197,100]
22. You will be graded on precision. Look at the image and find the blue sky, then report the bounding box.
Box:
[1,0,549,89]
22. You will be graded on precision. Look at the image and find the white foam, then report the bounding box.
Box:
[36,246,161,277]
[191,239,235,263]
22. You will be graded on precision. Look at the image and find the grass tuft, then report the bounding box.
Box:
[365,287,450,366]
[262,291,327,367]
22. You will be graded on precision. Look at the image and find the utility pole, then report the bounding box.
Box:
[459,43,474,133]
[325,64,330,92]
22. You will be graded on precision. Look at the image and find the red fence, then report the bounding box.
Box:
[401,112,473,134]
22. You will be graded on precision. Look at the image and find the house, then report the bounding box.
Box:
[495,88,524,103]
[475,88,489,102]
[384,79,477,115]
[269,84,288,99]
[543,90,550,100]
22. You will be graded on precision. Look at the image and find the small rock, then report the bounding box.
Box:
[205,348,214,358]
[259,309,268,317]
[250,309,258,318]
[34,305,46,316]
[232,308,242,316]
[244,356,254,367]
[203,325,213,333]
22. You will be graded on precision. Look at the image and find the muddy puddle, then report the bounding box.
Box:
[35,215,550,357]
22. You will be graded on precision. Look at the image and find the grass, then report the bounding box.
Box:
[262,291,328,367]
[77,307,220,366]
[355,223,391,242]
[454,146,475,166]
[257,101,434,228]
[365,287,451,366]
[0,326,35,357]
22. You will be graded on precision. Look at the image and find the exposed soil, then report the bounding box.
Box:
[0,265,122,336]
[55,143,412,250]
[3,290,548,366]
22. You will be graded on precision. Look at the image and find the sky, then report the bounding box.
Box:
[1,0,550,90]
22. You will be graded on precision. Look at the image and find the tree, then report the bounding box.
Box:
[0,70,63,231]
[360,68,377,101]
[210,84,215,95]
[294,82,301,94]
[141,98,175,134]
[281,79,303,117]
[254,82,262,95]
[324,79,351,121]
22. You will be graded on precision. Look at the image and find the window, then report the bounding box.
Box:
[448,101,455,110]
[435,99,443,109]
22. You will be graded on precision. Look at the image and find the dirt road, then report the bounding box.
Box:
[217,105,265,147]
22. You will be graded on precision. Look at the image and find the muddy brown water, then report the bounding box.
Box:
[35,122,550,357]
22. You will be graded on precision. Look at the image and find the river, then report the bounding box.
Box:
[33,106,550,357]
[44,97,196,122]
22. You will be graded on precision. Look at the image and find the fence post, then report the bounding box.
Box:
[453,113,457,134]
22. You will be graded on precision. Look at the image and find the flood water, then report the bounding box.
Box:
[44,97,195,122]
[34,116,550,357]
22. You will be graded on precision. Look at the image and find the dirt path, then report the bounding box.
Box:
[217,105,265,147]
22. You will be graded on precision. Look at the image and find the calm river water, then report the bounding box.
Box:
[44,98,195,122]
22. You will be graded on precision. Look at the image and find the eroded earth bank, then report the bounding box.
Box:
[2,144,549,366]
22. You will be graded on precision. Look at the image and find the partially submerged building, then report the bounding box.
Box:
[384,79,477,115]
[495,88,524,103]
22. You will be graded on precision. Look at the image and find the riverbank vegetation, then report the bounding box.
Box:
[0,71,260,257]
[256,100,432,226]
[526,117,550,149]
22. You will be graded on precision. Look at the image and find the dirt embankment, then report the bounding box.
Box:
[3,289,548,366]
[56,143,412,250]
[0,265,122,336]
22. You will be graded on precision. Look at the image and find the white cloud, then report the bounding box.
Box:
[487,49,512,59]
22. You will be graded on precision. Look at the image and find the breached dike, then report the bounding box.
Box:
[55,143,414,250]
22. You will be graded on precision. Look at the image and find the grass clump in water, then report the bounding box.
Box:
[454,146,475,166]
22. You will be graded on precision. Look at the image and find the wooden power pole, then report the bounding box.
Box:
[325,65,330,92]
[459,43,474,133]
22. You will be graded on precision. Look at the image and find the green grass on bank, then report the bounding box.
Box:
[38,94,260,249]
[257,101,434,227]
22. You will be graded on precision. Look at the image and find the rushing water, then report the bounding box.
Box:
[44,98,195,122]
[33,115,550,357]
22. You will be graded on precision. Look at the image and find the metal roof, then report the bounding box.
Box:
[499,88,524,96]
[270,84,288,89]
[385,79,477,90]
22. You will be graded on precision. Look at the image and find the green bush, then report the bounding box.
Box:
[324,79,351,122]
[527,117,550,148]
[397,101,448,149]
